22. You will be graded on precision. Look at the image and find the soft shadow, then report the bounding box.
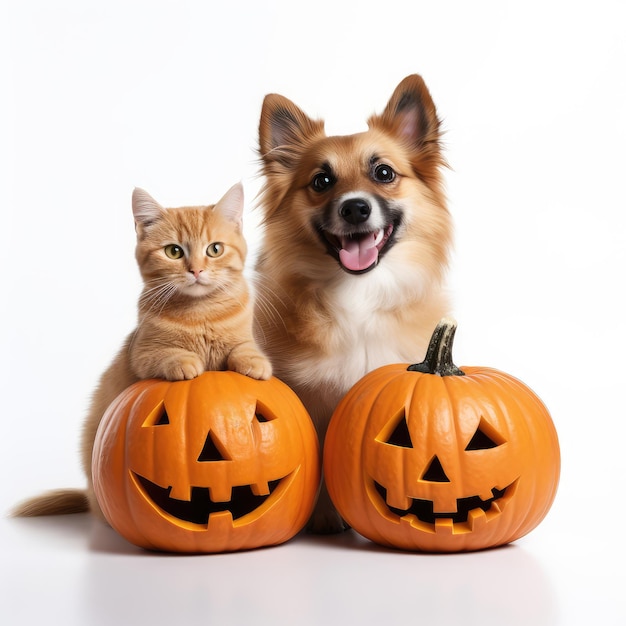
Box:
[6,513,94,549]
[74,524,558,626]
[297,529,559,625]
[87,518,145,556]
[87,520,290,558]
[300,526,520,555]
[6,512,144,556]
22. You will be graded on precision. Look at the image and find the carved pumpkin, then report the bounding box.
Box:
[92,371,320,553]
[324,319,560,552]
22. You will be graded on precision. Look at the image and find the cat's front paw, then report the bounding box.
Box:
[229,352,273,380]
[162,354,205,381]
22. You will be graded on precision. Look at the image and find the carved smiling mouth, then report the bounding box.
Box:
[373,479,517,530]
[133,472,287,526]
[318,223,395,274]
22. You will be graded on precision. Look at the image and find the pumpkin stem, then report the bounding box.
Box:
[408,317,465,376]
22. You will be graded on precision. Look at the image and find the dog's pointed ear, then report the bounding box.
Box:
[369,74,441,148]
[259,94,325,168]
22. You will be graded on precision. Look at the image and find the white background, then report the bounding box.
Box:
[1,1,625,624]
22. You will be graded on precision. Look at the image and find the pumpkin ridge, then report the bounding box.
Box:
[413,374,460,502]
[125,383,161,549]
[489,370,560,538]
[455,368,558,543]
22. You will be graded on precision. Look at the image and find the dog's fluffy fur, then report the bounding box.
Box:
[254,74,453,533]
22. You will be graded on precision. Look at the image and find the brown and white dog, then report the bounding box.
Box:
[254,75,452,533]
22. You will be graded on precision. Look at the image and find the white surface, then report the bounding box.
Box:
[1,1,625,624]
[0,514,598,626]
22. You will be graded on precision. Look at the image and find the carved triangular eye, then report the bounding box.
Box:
[465,418,505,450]
[254,402,276,423]
[197,431,229,462]
[382,410,413,448]
[142,400,169,427]
[154,409,170,426]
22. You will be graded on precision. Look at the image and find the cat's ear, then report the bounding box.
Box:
[132,188,164,235]
[214,182,244,229]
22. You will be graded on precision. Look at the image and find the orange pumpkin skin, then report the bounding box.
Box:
[92,371,320,553]
[324,320,560,552]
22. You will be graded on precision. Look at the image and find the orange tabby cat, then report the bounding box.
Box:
[13,182,272,520]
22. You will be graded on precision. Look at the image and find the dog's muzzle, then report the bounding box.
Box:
[317,197,399,274]
[339,198,371,225]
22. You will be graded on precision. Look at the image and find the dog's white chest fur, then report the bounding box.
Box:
[294,270,415,394]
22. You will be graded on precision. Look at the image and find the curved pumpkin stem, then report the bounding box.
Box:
[408,317,465,377]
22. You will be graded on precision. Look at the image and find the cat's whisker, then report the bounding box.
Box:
[251,275,289,332]
[253,292,282,329]
[139,280,178,316]
[251,269,293,308]
[210,278,248,311]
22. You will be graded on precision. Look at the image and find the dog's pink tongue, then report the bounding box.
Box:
[339,233,378,272]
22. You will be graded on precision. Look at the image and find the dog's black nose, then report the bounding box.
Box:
[340,199,371,225]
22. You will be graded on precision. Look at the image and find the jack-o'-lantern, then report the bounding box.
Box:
[92,371,320,553]
[324,318,560,552]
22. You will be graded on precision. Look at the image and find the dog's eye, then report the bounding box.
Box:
[373,164,396,183]
[311,172,335,192]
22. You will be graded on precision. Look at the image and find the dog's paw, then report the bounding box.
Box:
[306,508,350,535]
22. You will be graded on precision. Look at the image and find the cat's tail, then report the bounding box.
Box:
[11,488,89,517]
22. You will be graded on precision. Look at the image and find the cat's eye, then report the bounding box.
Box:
[207,242,224,258]
[164,244,184,260]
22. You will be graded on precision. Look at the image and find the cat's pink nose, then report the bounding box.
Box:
[190,269,203,279]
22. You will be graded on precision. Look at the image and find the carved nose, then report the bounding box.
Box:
[197,432,226,462]
[421,456,450,483]
[340,199,371,225]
